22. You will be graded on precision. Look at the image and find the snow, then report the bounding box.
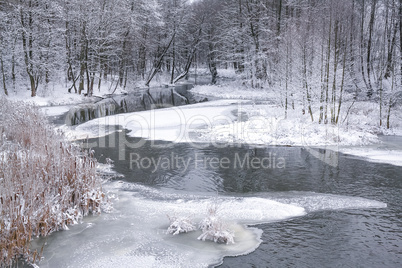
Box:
[191,83,276,100]
[7,78,128,107]
[8,87,87,106]
[190,68,239,79]
[340,147,402,166]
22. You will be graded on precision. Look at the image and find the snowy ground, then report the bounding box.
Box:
[6,76,129,107]
[190,68,238,80]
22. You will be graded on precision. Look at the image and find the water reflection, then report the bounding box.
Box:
[65,85,209,126]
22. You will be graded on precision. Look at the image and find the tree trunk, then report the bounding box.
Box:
[386,99,392,129]
[20,2,37,97]
[78,22,87,95]
[0,52,7,96]
[366,0,377,98]
[173,47,197,84]
[173,24,203,84]
[331,20,340,124]
[170,36,176,84]
[360,0,370,94]
[324,10,332,124]
[119,31,129,86]
[319,20,326,124]
[277,0,282,36]
[303,44,314,122]
[336,46,347,124]
[400,0,402,85]
[384,21,398,79]
[11,38,16,91]
[208,29,218,85]
[236,0,245,73]
[145,32,176,87]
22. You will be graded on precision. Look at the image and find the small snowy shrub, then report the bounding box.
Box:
[0,97,106,266]
[197,204,235,244]
[167,215,196,235]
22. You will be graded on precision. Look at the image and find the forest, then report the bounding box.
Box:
[0,0,401,126]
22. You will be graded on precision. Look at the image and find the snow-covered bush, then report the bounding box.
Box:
[197,204,235,244]
[166,215,196,235]
[0,97,105,266]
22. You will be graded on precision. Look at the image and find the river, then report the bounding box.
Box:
[32,82,402,267]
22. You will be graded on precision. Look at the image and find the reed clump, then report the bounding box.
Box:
[0,97,104,267]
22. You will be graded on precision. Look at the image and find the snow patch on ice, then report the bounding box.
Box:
[275,192,387,213]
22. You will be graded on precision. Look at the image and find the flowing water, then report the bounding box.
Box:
[30,133,401,267]
[34,82,401,267]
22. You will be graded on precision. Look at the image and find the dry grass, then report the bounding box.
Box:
[0,97,104,267]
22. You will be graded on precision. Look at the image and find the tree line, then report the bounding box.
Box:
[0,0,401,126]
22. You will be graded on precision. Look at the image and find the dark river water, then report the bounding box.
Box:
[82,133,402,268]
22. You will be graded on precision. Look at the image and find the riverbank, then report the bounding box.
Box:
[0,98,106,266]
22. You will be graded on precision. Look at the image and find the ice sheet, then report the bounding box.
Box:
[33,182,387,268]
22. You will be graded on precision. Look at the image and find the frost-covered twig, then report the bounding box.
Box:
[197,203,235,244]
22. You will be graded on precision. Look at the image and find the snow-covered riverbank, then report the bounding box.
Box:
[190,83,402,166]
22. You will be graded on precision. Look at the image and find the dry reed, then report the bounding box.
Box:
[0,97,104,267]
